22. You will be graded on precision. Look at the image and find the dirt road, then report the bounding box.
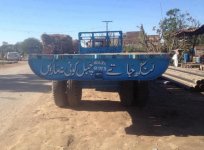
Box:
[0,62,204,150]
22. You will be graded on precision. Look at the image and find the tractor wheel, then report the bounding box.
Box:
[52,81,68,107]
[133,81,149,108]
[119,81,134,106]
[67,80,82,107]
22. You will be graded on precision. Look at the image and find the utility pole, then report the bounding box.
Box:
[102,21,112,31]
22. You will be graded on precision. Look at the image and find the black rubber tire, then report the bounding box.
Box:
[119,81,134,106]
[133,81,149,108]
[67,80,82,107]
[52,81,68,107]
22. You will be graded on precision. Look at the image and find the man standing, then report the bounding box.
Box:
[172,50,179,67]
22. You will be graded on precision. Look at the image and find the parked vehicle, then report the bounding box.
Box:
[29,31,170,108]
[5,52,21,61]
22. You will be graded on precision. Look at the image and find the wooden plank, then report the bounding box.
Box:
[181,63,201,69]
[169,66,204,77]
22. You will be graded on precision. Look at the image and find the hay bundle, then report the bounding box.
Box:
[72,39,79,53]
[41,34,74,54]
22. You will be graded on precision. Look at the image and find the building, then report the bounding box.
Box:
[123,31,142,47]
[123,31,160,51]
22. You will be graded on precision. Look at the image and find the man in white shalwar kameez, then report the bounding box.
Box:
[172,50,179,67]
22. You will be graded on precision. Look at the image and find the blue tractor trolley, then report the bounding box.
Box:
[29,31,170,107]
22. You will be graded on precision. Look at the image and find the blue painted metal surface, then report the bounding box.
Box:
[28,53,170,81]
[79,31,123,54]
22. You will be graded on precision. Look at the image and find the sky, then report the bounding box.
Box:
[0,0,203,45]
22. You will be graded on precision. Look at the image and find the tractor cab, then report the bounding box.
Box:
[78,31,123,54]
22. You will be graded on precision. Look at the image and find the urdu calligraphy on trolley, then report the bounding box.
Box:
[40,59,155,78]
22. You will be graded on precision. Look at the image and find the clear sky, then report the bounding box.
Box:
[0,0,203,45]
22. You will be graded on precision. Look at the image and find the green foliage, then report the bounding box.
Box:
[124,45,145,52]
[160,8,199,34]
[124,46,135,52]
[0,42,15,59]
[155,8,200,51]
[197,35,204,45]
[138,24,164,52]
[21,38,42,54]
[138,24,150,51]
[0,38,42,59]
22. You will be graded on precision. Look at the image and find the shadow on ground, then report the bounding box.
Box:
[0,74,51,93]
[75,100,126,112]
[72,80,204,137]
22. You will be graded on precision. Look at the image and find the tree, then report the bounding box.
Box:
[138,24,149,51]
[21,38,42,54]
[198,35,204,45]
[138,25,163,52]
[13,42,22,53]
[0,42,15,59]
[155,8,200,51]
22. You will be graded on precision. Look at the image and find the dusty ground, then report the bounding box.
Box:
[0,61,24,69]
[0,62,204,150]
